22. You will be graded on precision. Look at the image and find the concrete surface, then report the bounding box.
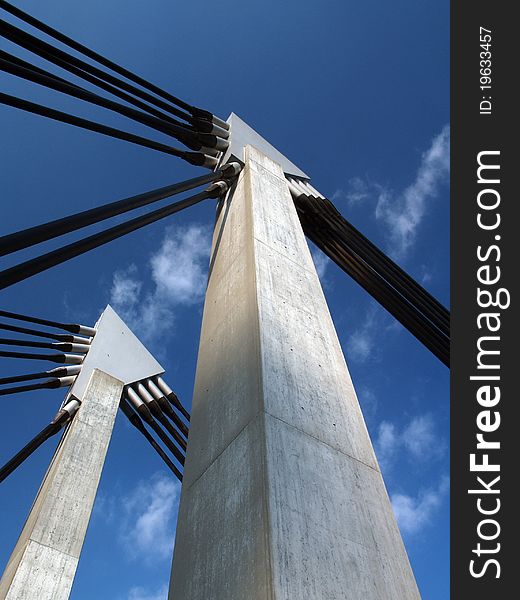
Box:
[0,370,124,600]
[169,145,420,599]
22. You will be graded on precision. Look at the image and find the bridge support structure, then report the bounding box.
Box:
[0,306,165,600]
[0,369,123,600]
[169,143,421,599]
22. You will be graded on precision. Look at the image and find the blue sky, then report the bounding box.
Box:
[0,1,449,599]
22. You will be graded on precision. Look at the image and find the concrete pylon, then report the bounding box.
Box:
[0,370,123,600]
[0,306,165,600]
[169,144,421,599]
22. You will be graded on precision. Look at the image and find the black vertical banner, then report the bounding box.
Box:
[452,2,516,598]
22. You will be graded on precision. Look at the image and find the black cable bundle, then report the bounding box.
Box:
[0,3,230,168]
[293,191,450,366]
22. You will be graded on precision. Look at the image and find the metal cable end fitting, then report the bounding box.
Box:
[197,134,229,152]
[208,123,230,139]
[56,375,77,388]
[47,365,82,377]
[52,397,81,425]
[211,115,230,131]
[221,162,242,177]
[77,325,97,337]
[199,146,221,158]
[61,353,85,365]
[207,181,229,198]
[286,178,306,200]
[202,154,219,169]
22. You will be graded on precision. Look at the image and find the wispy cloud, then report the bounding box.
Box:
[375,125,450,258]
[150,225,211,305]
[402,414,439,459]
[308,240,331,282]
[419,264,433,285]
[109,224,211,343]
[375,421,399,470]
[392,476,449,536]
[357,385,378,421]
[345,295,412,363]
[346,306,380,363]
[126,584,168,600]
[119,473,181,563]
[332,126,449,259]
[333,176,370,206]
[375,413,444,471]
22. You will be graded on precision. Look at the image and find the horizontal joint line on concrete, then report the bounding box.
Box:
[24,538,80,562]
[184,408,263,491]
[248,155,305,186]
[186,408,381,495]
[264,411,381,475]
[282,503,375,552]
[253,236,317,278]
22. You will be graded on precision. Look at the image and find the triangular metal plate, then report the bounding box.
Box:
[68,305,164,402]
[220,113,309,180]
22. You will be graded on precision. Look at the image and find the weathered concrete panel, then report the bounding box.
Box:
[170,416,271,599]
[0,370,123,600]
[0,543,77,600]
[182,166,263,489]
[169,145,420,599]
[255,240,378,469]
[265,414,418,599]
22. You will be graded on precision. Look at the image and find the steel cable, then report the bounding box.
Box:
[0,321,88,343]
[0,18,227,134]
[0,377,75,396]
[320,235,449,365]
[0,168,236,257]
[0,92,216,167]
[0,46,198,132]
[0,349,84,364]
[0,365,81,386]
[0,398,79,484]
[0,370,54,386]
[294,194,450,366]
[119,398,183,482]
[295,192,450,335]
[0,54,211,151]
[0,309,96,335]
[0,183,228,290]
[0,337,89,353]
[0,1,228,129]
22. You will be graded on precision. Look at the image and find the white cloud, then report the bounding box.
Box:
[346,307,379,362]
[331,125,449,260]
[375,421,399,470]
[119,473,181,563]
[419,264,433,285]
[309,244,330,280]
[375,125,450,258]
[109,224,211,343]
[375,413,443,471]
[346,298,414,363]
[126,584,168,600]
[150,225,211,305]
[357,385,378,420]
[402,414,438,459]
[111,265,142,308]
[392,476,449,536]
[92,490,117,524]
[333,176,370,206]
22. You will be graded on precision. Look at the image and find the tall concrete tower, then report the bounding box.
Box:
[169,117,420,599]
